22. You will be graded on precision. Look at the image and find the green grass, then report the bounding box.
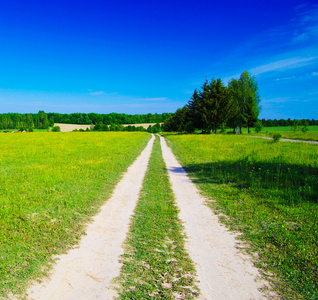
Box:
[115,136,199,299]
[0,132,151,297]
[234,125,318,141]
[163,133,318,299]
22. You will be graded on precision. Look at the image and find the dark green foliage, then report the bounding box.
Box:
[49,118,54,127]
[185,121,195,133]
[260,118,317,127]
[272,133,282,142]
[293,119,300,132]
[52,126,61,132]
[166,79,237,134]
[301,120,309,133]
[165,71,260,134]
[163,107,190,132]
[254,120,263,133]
[0,112,173,130]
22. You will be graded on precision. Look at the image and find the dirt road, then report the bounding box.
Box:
[22,135,270,299]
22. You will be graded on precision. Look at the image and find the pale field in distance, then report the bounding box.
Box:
[55,123,162,131]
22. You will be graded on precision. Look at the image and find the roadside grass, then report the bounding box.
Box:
[115,136,199,299]
[163,133,318,299]
[0,132,150,298]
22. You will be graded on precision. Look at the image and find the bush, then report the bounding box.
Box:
[254,120,263,133]
[272,133,282,142]
[52,126,61,132]
[28,128,34,132]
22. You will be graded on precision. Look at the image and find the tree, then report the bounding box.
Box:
[228,71,261,133]
[38,111,49,129]
[163,106,190,132]
[188,79,236,133]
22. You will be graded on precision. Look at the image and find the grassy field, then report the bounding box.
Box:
[0,131,150,297]
[163,133,318,299]
[236,125,318,141]
[115,136,199,298]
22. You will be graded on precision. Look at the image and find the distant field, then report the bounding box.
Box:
[164,133,318,299]
[0,132,150,296]
[123,123,162,129]
[54,123,92,132]
[48,123,160,131]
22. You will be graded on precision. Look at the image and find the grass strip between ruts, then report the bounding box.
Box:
[114,135,200,299]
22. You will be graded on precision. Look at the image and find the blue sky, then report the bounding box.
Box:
[0,0,317,119]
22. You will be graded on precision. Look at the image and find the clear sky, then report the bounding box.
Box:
[0,0,317,119]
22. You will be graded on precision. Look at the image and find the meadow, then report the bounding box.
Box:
[163,133,318,299]
[239,125,318,141]
[0,131,150,297]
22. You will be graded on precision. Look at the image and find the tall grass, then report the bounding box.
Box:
[0,132,150,297]
[163,133,318,299]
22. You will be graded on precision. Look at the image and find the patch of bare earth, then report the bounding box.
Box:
[159,135,273,300]
[54,123,92,132]
[22,135,155,300]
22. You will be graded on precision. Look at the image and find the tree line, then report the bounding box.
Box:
[0,111,173,130]
[164,71,261,134]
[261,118,318,127]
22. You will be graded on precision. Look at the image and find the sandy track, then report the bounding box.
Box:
[159,135,268,299]
[24,135,155,300]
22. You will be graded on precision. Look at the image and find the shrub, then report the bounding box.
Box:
[254,120,263,133]
[272,133,282,142]
[52,126,61,132]
[301,124,309,133]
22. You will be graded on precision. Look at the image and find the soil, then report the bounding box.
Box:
[20,135,272,299]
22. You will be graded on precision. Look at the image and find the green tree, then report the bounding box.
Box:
[188,79,236,133]
[38,111,49,129]
[163,106,190,132]
[228,71,261,133]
